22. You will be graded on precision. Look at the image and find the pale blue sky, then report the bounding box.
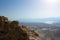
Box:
[0,0,60,20]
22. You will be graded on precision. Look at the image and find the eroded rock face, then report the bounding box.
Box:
[0,16,40,40]
[21,25,41,40]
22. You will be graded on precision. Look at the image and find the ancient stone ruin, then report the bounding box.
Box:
[0,16,40,40]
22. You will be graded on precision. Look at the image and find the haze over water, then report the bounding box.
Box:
[0,0,60,23]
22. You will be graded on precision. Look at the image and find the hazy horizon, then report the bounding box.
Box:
[0,0,60,20]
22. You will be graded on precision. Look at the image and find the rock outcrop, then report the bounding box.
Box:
[0,16,40,40]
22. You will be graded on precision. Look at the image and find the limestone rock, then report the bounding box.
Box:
[0,16,40,40]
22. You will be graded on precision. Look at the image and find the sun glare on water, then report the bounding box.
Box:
[44,21,54,24]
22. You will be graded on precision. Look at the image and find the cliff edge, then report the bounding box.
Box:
[0,16,41,40]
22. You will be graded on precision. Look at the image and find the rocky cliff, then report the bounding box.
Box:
[0,16,40,40]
